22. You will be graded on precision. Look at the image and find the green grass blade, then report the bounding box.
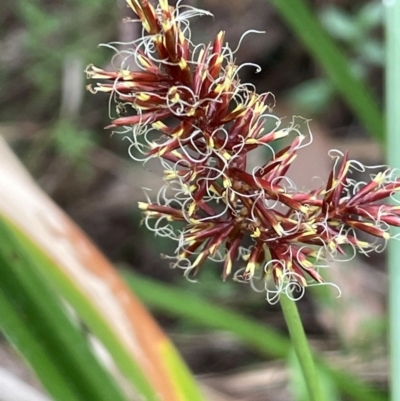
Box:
[384,1,400,400]
[124,271,388,401]
[0,289,80,401]
[267,0,384,142]
[0,217,177,401]
[0,140,205,401]
[0,219,128,401]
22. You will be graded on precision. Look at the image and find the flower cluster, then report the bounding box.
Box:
[87,0,400,302]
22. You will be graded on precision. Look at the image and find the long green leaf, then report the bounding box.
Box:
[0,139,205,401]
[0,217,180,401]
[267,0,384,142]
[0,218,128,401]
[124,271,388,401]
[384,1,400,401]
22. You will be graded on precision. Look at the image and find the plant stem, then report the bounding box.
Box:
[385,1,400,400]
[280,293,324,401]
[267,0,384,143]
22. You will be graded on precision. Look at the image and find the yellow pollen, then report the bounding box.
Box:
[119,70,132,80]
[197,48,205,63]
[152,121,167,130]
[275,268,283,280]
[179,31,185,45]
[188,202,197,216]
[170,92,180,103]
[171,150,182,159]
[373,171,386,184]
[299,276,308,287]
[164,170,177,180]
[137,93,150,101]
[138,202,149,210]
[160,0,169,11]
[192,252,205,268]
[215,54,223,68]
[179,58,188,70]
[156,147,168,156]
[245,138,258,145]
[222,152,231,160]
[274,130,289,140]
[223,177,232,188]
[356,240,370,248]
[245,262,256,275]
[92,86,112,93]
[137,55,151,68]
[299,205,308,214]
[225,259,233,277]
[251,228,261,238]
[301,259,313,269]
[172,127,184,138]
[254,102,268,115]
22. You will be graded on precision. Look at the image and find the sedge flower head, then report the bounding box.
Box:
[87,0,400,303]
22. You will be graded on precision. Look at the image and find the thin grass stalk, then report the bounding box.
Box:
[267,0,384,142]
[125,271,388,401]
[384,1,400,400]
[280,294,325,401]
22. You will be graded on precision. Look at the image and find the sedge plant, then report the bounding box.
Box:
[87,0,400,399]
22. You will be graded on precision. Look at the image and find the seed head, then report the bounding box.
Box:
[87,0,400,303]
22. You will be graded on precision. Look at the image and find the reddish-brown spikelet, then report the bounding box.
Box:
[87,0,400,301]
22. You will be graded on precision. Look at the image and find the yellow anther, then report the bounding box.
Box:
[301,259,313,269]
[222,152,231,160]
[225,259,233,277]
[157,147,168,156]
[171,127,184,138]
[137,93,150,101]
[192,252,205,268]
[275,268,283,279]
[298,276,308,287]
[197,48,205,63]
[171,150,183,159]
[188,202,197,216]
[179,58,188,70]
[90,86,112,93]
[138,202,149,210]
[159,0,169,11]
[245,138,258,145]
[223,177,232,188]
[373,171,386,184]
[164,170,177,180]
[170,92,180,103]
[245,262,256,275]
[214,82,227,94]
[137,55,151,68]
